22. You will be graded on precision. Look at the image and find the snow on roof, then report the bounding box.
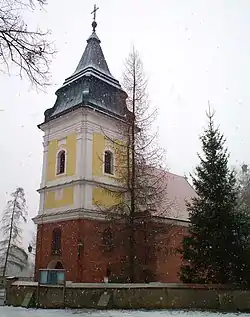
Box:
[151,170,197,222]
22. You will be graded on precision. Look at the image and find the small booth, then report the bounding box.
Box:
[39,269,66,285]
[37,269,66,308]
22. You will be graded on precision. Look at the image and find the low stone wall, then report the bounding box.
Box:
[6,281,250,311]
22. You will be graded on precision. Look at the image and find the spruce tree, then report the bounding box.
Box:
[180,110,250,285]
[0,187,28,276]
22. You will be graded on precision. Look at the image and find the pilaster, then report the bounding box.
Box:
[75,125,84,178]
[84,128,93,180]
[83,127,93,209]
[38,192,45,215]
[40,138,49,188]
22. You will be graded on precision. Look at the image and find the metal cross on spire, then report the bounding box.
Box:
[91,4,99,32]
[91,4,99,21]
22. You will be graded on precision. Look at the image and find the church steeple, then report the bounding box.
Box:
[70,32,113,81]
[63,5,118,88]
[42,7,127,125]
[63,27,118,88]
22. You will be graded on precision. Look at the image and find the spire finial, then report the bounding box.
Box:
[91,4,99,33]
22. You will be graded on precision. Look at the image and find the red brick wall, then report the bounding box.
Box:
[152,224,188,282]
[35,218,188,283]
[35,219,81,282]
[35,219,129,282]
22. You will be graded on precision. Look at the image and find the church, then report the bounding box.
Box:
[33,11,196,283]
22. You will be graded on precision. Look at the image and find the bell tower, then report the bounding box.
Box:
[33,9,129,282]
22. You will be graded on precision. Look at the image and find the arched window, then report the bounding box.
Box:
[104,150,113,175]
[51,228,61,255]
[102,228,114,252]
[56,150,66,175]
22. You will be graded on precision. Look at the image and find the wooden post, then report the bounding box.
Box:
[36,282,40,308]
[62,278,66,308]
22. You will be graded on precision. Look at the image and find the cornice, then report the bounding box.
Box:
[37,177,126,193]
[33,208,190,227]
[39,107,126,141]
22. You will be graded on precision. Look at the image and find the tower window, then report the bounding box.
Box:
[51,228,61,255]
[104,150,113,175]
[102,228,114,252]
[56,150,66,175]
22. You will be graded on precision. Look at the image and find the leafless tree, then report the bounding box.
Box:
[0,0,55,89]
[0,187,28,277]
[236,164,250,209]
[98,48,170,282]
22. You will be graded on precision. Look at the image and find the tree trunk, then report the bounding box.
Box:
[128,62,136,283]
[2,198,16,277]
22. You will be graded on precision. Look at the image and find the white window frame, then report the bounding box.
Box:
[55,147,67,176]
[103,149,115,176]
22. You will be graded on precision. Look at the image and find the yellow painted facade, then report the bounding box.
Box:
[92,132,127,179]
[46,133,76,181]
[92,187,122,208]
[45,187,74,209]
[92,132,127,208]
[114,139,128,179]
[92,133,105,177]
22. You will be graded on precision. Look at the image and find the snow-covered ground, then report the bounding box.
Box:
[0,308,250,317]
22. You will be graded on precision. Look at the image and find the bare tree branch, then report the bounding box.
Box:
[0,0,55,89]
[94,48,173,282]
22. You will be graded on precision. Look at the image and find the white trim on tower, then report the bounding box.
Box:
[40,139,49,188]
[37,105,127,222]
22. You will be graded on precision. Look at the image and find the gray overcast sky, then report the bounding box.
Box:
[0,0,250,242]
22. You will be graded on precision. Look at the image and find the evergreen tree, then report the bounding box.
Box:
[180,110,250,285]
[0,187,28,277]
